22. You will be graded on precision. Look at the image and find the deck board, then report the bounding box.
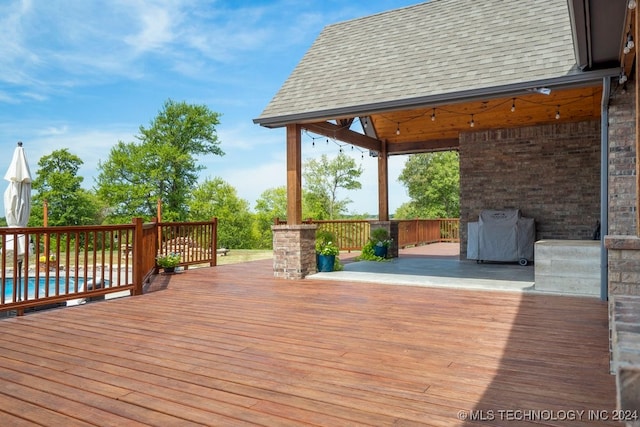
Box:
[0,259,617,426]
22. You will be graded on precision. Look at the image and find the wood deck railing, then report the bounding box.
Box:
[0,217,217,315]
[395,218,460,247]
[313,220,370,251]
[275,218,459,250]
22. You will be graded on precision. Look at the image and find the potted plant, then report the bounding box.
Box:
[156,253,181,273]
[315,230,340,272]
[370,228,392,258]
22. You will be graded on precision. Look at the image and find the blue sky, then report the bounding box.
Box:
[0,0,419,218]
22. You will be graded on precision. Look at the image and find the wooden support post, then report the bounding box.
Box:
[286,124,303,225]
[378,139,389,221]
[211,217,218,267]
[132,217,144,296]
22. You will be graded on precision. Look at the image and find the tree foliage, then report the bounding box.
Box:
[303,153,363,219]
[253,186,287,248]
[96,99,223,222]
[396,151,460,218]
[188,177,255,249]
[30,149,103,226]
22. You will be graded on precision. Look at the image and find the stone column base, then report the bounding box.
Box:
[272,224,317,279]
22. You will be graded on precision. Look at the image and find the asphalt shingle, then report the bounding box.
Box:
[256,0,577,125]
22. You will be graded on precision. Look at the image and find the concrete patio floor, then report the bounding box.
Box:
[310,243,549,295]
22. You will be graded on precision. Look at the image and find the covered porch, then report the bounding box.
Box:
[0,259,616,426]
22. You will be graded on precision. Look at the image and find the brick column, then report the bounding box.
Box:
[606,236,640,372]
[272,224,317,279]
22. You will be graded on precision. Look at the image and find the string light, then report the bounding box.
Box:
[555,106,560,120]
[619,73,628,84]
[511,98,516,112]
[624,33,635,54]
[469,114,475,128]
[396,122,400,135]
[304,130,368,160]
[431,108,436,121]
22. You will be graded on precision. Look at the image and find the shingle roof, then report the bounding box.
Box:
[255,0,579,126]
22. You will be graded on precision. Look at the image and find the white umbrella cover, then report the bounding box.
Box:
[4,142,32,256]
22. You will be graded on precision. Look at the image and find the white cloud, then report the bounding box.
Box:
[123,2,179,54]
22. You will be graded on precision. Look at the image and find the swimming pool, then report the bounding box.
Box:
[1,277,90,301]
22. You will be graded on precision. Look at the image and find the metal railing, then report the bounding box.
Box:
[0,217,218,315]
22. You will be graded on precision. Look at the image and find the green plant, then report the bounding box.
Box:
[355,241,388,262]
[156,252,181,268]
[370,227,392,248]
[315,230,340,256]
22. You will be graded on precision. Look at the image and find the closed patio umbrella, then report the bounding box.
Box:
[4,142,32,257]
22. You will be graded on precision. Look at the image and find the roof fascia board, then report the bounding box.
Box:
[567,0,590,70]
[254,68,620,128]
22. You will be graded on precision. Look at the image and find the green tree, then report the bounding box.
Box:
[96,99,224,222]
[396,151,460,218]
[188,177,255,249]
[253,186,288,248]
[30,149,103,226]
[303,153,363,219]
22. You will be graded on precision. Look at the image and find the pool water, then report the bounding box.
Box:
[1,277,87,301]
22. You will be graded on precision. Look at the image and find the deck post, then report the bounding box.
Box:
[132,217,144,296]
[211,217,218,267]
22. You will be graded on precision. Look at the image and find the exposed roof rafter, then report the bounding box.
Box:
[303,121,381,152]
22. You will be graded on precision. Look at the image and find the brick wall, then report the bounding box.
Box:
[608,81,637,236]
[459,120,601,258]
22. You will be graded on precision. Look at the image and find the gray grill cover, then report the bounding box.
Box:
[468,209,535,262]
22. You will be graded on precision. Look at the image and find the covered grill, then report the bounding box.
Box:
[467,209,535,265]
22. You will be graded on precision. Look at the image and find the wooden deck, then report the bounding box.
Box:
[0,259,617,426]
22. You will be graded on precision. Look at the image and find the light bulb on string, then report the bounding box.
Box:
[396,123,400,135]
[555,106,560,120]
[469,114,475,128]
[431,108,436,121]
[511,98,516,112]
[624,34,634,54]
